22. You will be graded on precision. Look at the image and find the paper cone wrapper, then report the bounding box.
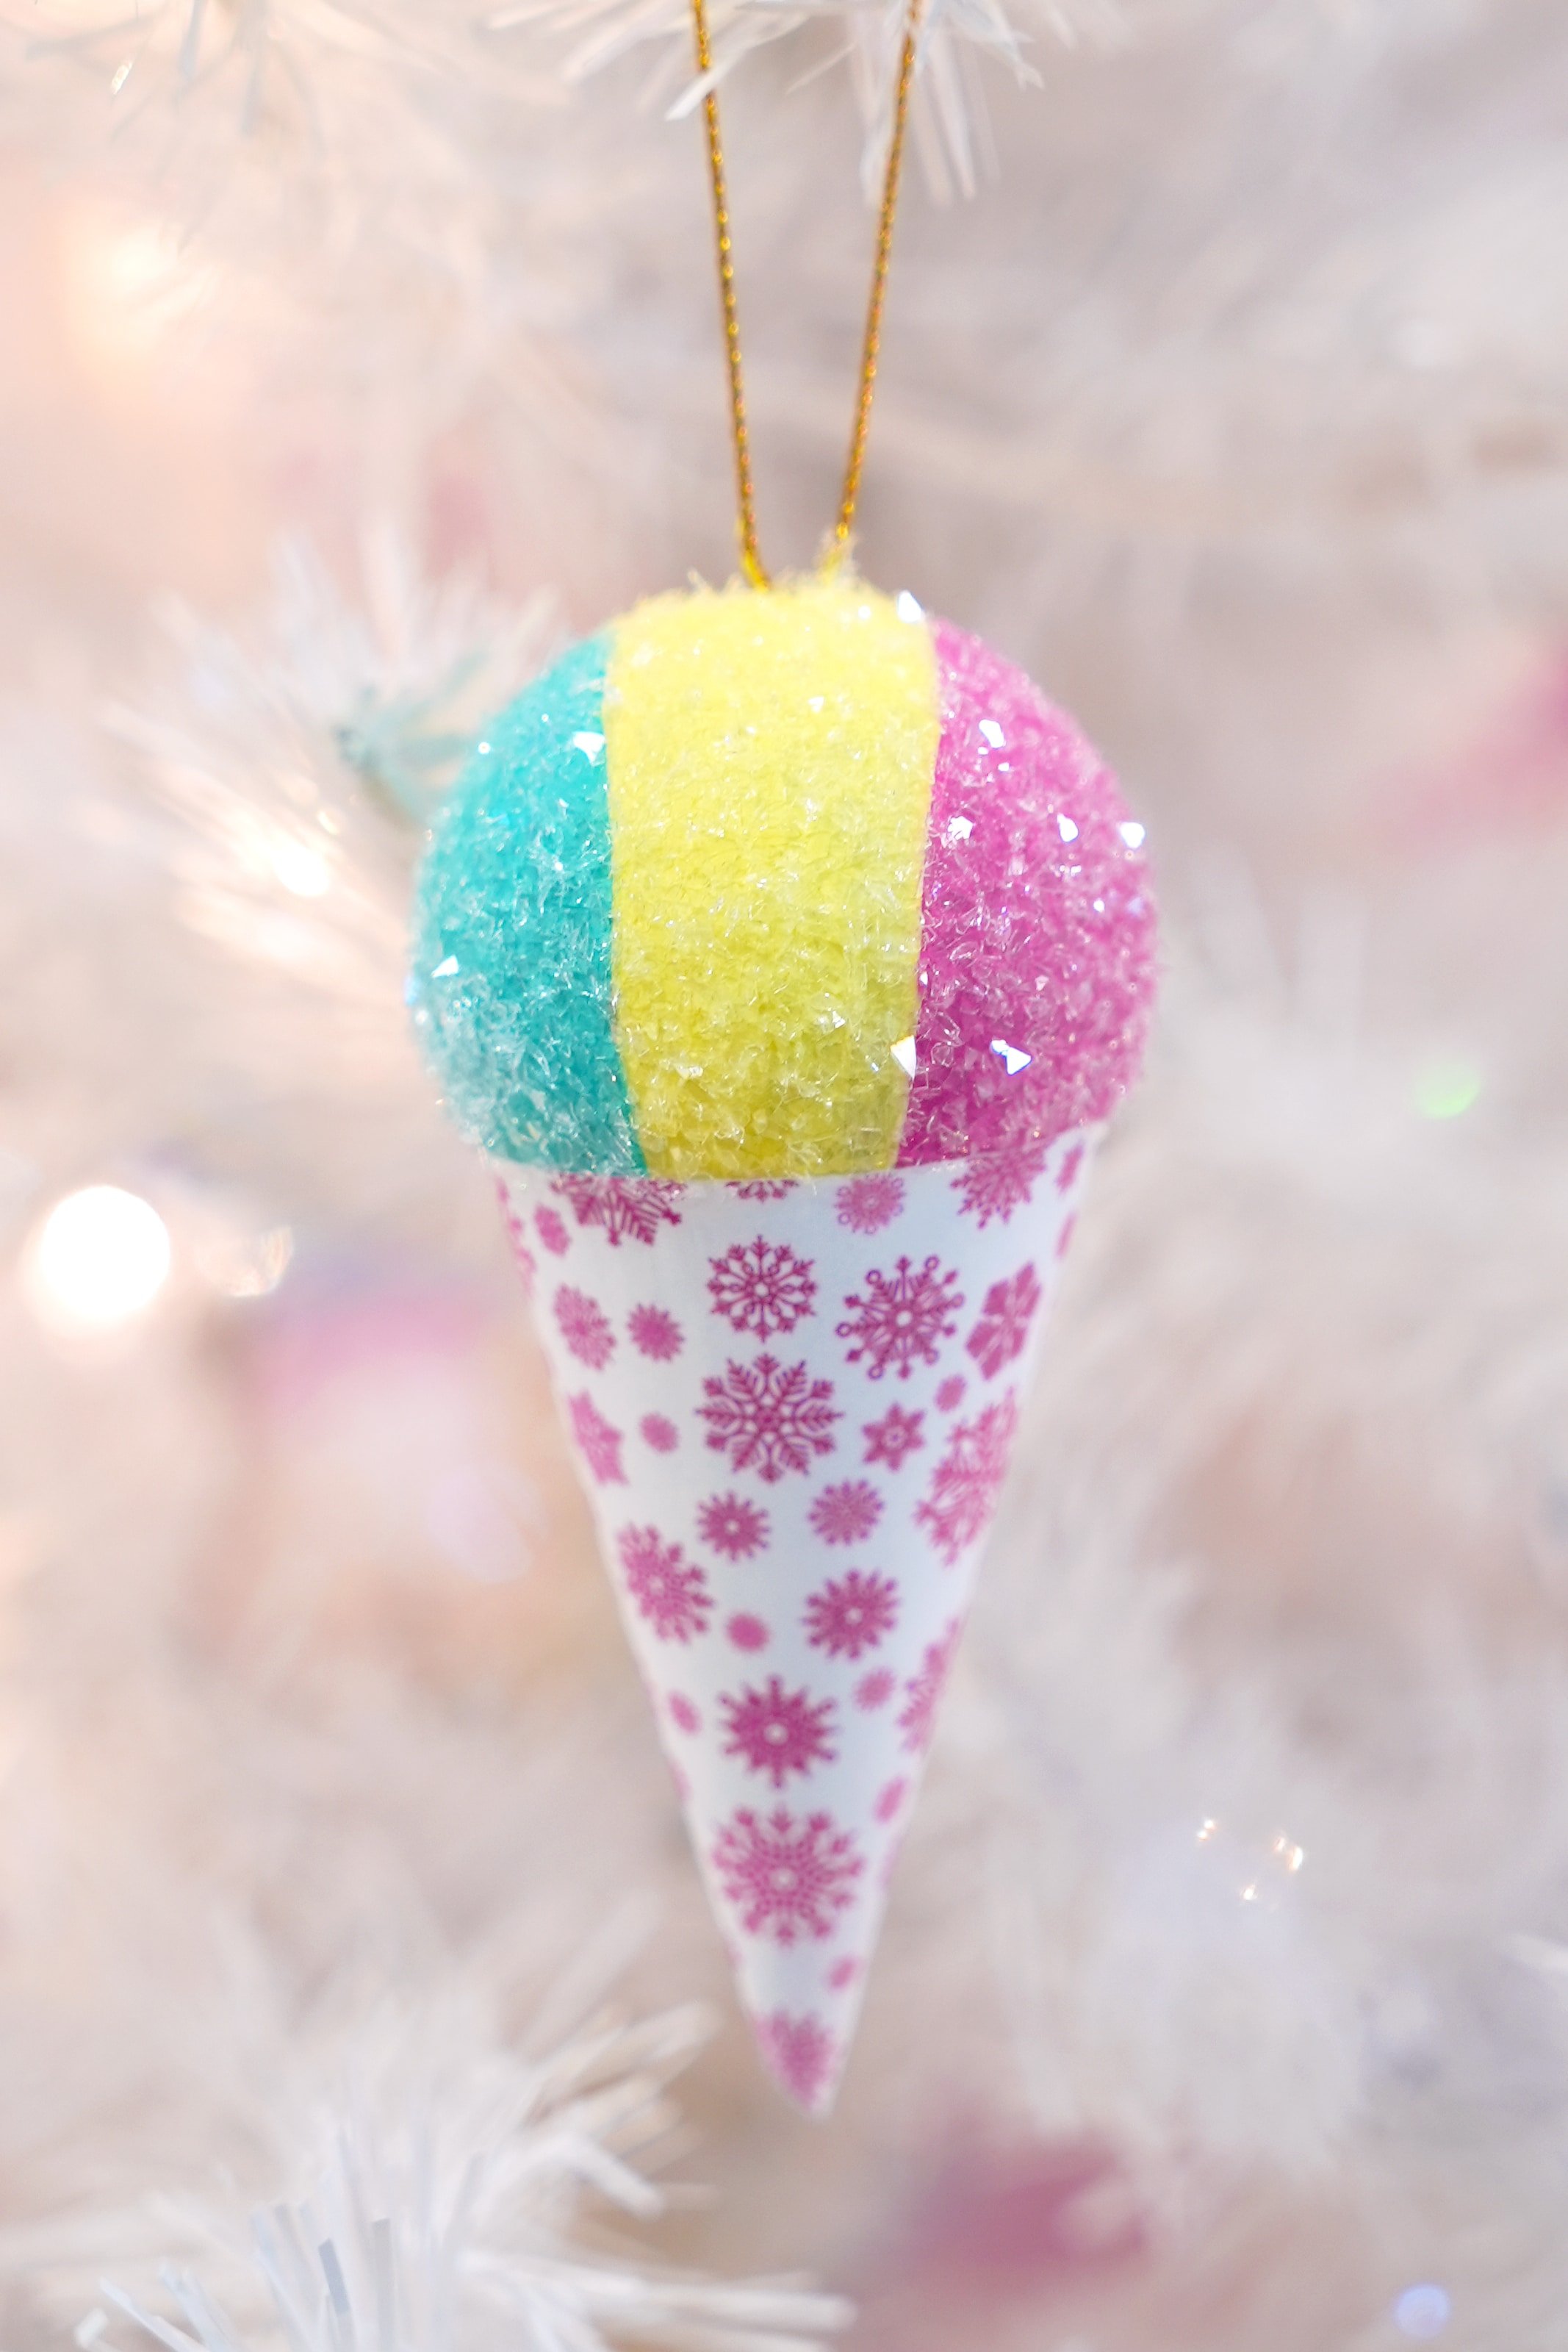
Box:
[492,1133,1096,2114]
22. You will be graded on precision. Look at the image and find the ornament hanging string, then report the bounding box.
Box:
[688,0,924,587]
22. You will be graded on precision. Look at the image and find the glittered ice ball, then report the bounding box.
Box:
[409,576,1157,1180]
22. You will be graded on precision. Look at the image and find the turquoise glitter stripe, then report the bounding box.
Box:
[409,632,645,1172]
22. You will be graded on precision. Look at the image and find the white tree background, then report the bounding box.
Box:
[3,1,1568,2345]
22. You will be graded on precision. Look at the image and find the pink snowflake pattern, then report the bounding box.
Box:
[952,1133,1051,1228]
[965,1262,1043,1382]
[875,1776,909,1824]
[553,1284,615,1370]
[721,1677,837,1787]
[553,1175,683,1247]
[757,2011,838,2112]
[697,1491,769,1560]
[728,1180,796,1200]
[535,1205,570,1256]
[827,1955,860,1992]
[727,1613,770,1651]
[935,1375,966,1413]
[712,1805,862,1943]
[805,1569,899,1661]
[837,1256,963,1381]
[835,1173,905,1236]
[1055,1142,1085,1194]
[700,1355,840,1482]
[916,1393,1019,1564]
[496,1186,536,1294]
[1056,1213,1077,1260]
[708,1238,818,1338]
[808,1480,882,1546]
[567,1393,626,1485]
[616,1525,712,1643]
[628,1302,683,1360]
[898,1618,962,1754]
[669,1693,700,1734]
[863,1404,924,1471]
[641,1413,679,1452]
[855,1669,896,1710]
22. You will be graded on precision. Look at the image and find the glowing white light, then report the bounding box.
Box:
[1057,814,1079,842]
[273,843,331,897]
[890,1035,918,1078]
[1394,2284,1450,2340]
[26,1186,171,1330]
[571,731,605,761]
[895,591,925,624]
[1119,820,1146,848]
[990,1038,1032,1075]
[431,956,460,978]
[979,719,1006,749]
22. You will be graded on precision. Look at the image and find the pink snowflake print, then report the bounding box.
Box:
[707,1238,817,1338]
[808,1480,882,1546]
[805,1569,899,1661]
[727,1613,770,1652]
[827,1955,860,1992]
[721,1677,837,1787]
[965,1262,1043,1382]
[641,1413,679,1453]
[875,1776,909,1824]
[728,1180,796,1200]
[863,1403,924,1471]
[712,1805,862,1943]
[952,1133,1051,1228]
[553,1174,683,1247]
[628,1302,683,1360]
[616,1524,712,1643]
[567,1393,626,1485]
[757,2011,838,2112]
[496,1185,536,1294]
[898,1618,962,1754]
[697,1491,769,1560]
[935,1374,966,1413]
[916,1393,1019,1565]
[837,1256,963,1381]
[855,1668,896,1710]
[835,1173,905,1236]
[535,1205,570,1256]
[1056,1213,1077,1260]
[700,1355,840,1482]
[1055,1141,1085,1194]
[669,1693,700,1734]
[553,1284,615,1370]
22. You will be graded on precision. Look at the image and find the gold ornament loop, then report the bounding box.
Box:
[688,0,924,586]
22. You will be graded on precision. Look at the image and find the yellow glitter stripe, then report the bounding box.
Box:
[603,576,938,1178]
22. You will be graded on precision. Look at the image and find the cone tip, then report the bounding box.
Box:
[754,2008,848,2118]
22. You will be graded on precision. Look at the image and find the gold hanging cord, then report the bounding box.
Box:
[688,0,924,587]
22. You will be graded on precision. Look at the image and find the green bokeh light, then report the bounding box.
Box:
[1414,1061,1482,1120]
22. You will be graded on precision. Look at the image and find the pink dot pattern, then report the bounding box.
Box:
[495,1136,1093,2113]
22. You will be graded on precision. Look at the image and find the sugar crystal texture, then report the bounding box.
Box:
[408,631,643,1170]
[602,578,935,1178]
[899,620,1158,1163]
[408,583,1158,1177]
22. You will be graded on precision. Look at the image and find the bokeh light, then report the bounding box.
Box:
[24,1185,171,1331]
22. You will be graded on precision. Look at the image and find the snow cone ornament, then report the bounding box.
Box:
[407,0,1158,2116]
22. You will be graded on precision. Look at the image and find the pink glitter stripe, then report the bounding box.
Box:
[896,620,1158,1167]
